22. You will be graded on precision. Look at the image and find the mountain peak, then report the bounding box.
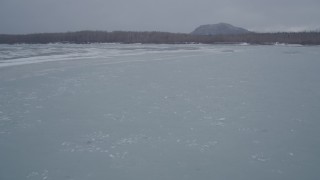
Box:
[191,23,251,35]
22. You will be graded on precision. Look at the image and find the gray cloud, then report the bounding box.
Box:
[0,0,319,34]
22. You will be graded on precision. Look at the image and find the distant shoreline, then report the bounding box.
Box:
[1,31,320,45]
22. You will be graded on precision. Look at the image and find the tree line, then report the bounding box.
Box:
[1,31,320,45]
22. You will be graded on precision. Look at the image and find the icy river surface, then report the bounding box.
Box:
[0,43,320,180]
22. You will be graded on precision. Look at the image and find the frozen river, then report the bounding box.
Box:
[1,43,320,180]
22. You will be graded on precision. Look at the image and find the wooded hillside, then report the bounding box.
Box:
[1,31,320,45]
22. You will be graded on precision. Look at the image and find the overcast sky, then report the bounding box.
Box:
[0,0,319,34]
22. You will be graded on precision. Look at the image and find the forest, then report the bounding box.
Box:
[1,31,320,45]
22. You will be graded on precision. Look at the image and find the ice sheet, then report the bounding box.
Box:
[1,44,320,180]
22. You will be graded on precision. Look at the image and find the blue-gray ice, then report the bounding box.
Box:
[0,43,320,180]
